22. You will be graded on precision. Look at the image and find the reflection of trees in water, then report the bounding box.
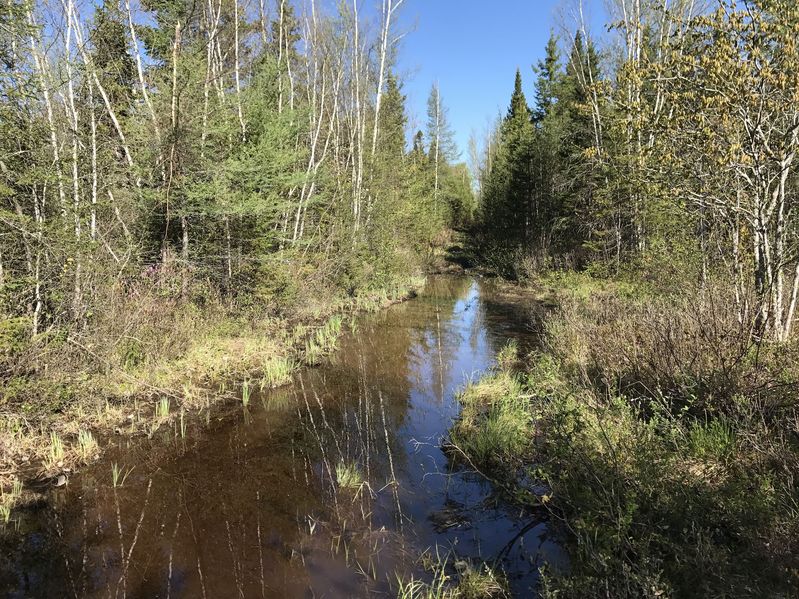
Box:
[0,276,539,598]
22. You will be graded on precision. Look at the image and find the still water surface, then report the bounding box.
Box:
[1,275,562,598]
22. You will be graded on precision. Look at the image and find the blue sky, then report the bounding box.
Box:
[395,0,608,159]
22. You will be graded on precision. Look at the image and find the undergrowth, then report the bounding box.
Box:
[0,262,425,518]
[449,273,799,598]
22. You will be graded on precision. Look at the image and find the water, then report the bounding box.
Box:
[0,275,564,598]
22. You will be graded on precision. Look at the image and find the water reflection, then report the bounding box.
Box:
[0,276,560,598]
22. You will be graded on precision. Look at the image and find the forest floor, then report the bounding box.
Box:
[442,267,799,598]
[0,271,426,519]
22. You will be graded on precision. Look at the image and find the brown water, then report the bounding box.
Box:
[0,275,564,598]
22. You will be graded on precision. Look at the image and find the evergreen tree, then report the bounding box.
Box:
[533,32,561,124]
[479,69,535,257]
[377,74,407,159]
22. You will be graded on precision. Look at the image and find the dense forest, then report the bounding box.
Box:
[476,0,799,344]
[454,1,799,597]
[0,0,474,480]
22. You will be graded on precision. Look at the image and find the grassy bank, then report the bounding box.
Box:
[447,272,799,598]
[0,262,425,521]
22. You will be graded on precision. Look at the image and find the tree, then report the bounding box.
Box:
[426,83,457,217]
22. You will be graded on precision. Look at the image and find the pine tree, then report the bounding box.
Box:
[533,33,561,124]
[377,74,407,159]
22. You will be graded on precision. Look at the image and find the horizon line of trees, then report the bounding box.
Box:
[474,0,799,341]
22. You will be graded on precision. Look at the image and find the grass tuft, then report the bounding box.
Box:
[76,429,98,462]
[335,461,364,490]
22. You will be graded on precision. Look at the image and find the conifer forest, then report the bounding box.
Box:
[1,0,799,597]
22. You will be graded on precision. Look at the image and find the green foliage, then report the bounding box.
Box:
[0,317,30,359]
[452,284,799,598]
[450,372,531,472]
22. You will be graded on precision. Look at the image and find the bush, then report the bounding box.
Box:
[534,281,799,597]
[544,278,788,417]
[449,275,799,597]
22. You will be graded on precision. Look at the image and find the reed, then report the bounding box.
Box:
[242,379,251,406]
[76,430,98,462]
[260,356,295,389]
[0,479,22,525]
[111,463,133,488]
[155,397,170,419]
[45,432,65,470]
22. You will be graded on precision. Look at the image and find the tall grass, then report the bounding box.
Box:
[463,277,799,598]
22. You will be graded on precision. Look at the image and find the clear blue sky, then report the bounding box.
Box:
[395,0,608,159]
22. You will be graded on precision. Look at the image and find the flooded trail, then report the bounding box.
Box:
[1,275,562,598]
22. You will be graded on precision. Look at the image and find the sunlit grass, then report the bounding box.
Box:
[242,379,251,406]
[395,551,507,599]
[111,463,133,488]
[335,461,363,490]
[450,373,530,470]
[155,397,170,419]
[0,479,23,525]
[260,356,295,389]
[45,432,65,470]
[495,339,518,371]
[76,429,97,462]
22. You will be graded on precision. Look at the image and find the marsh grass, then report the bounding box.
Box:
[260,356,295,389]
[449,373,530,472]
[0,479,22,525]
[335,461,364,490]
[45,432,65,470]
[155,397,170,420]
[396,551,508,599]
[241,379,251,406]
[111,463,133,488]
[305,315,344,366]
[0,272,424,518]
[76,430,97,462]
[454,276,799,598]
[495,340,519,371]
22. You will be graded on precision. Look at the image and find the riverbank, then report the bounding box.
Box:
[447,271,799,597]
[1,275,553,597]
[0,269,425,521]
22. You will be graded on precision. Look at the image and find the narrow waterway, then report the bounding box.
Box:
[1,275,563,598]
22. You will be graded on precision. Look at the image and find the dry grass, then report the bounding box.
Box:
[0,268,425,519]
